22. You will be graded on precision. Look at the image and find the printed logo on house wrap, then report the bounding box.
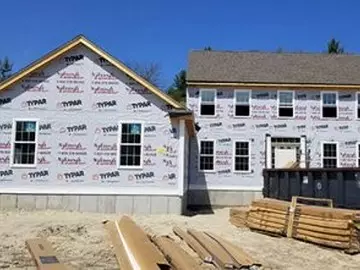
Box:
[335,125,351,132]
[162,159,176,168]
[0,141,11,155]
[339,94,352,100]
[127,101,152,112]
[0,156,10,164]
[341,140,357,148]
[0,169,13,182]
[143,158,156,166]
[251,123,269,130]
[312,124,329,131]
[218,138,231,145]
[21,170,49,182]
[57,99,83,111]
[60,124,87,136]
[91,72,119,85]
[144,144,156,156]
[92,170,120,183]
[229,122,247,130]
[57,170,85,183]
[255,92,270,99]
[93,157,116,166]
[37,156,51,165]
[143,125,156,137]
[272,123,287,130]
[39,123,52,135]
[57,85,84,94]
[94,124,118,136]
[162,173,176,185]
[128,171,155,184]
[24,71,49,83]
[93,143,117,156]
[293,124,306,131]
[21,84,49,93]
[21,98,47,110]
[62,54,84,65]
[58,142,87,156]
[57,71,85,84]
[97,57,112,67]
[0,97,11,105]
[296,93,307,100]
[58,157,86,165]
[125,86,150,95]
[92,86,119,95]
[92,100,117,111]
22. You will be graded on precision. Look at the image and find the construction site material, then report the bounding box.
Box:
[233,198,360,254]
[152,236,201,270]
[229,208,248,228]
[173,226,213,263]
[25,238,66,270]
[104,216,170,270]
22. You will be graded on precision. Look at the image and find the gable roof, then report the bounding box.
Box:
[0,35,185,109]
[188,50,360,88]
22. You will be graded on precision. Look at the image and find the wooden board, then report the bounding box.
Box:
[229,217,247,228]
[293,228,350,242]
[294,214,351,229]
[293,222,351,236]
[247,216,286,230]
[246,220,285,235]
[293,233,350,249]
[188,229,239,269]
[205,232,261,267]
[287,196,298,238]
[152,236,201,270]
[103,220,132,270]
[250,206,288,215]
[25,239,66,270]
[248,212,288,226]
[173,227,213,263]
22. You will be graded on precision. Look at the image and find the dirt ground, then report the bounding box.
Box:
[0,208,360,270]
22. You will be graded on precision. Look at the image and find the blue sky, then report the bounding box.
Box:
[1,0,359,88]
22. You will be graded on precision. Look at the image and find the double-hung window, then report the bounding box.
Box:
[357,93,360,119]
[11,120,38,166]
[322,142,338,168]
[321,92,337,118]
[199,89,216,116]
[278,91,294,117]
[199,140,215,171]
[358,143,360,167]
[234,141,250,172]
[118,123,143,168]
[234,90,250,117]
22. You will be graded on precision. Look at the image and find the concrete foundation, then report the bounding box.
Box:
[187,189,263,208]
[0,194,183,214]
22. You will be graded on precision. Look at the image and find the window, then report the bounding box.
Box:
[199,140,214,171]
[357,93,360,119]
[234,90,250,116]
[358,143,360,167]
[200,89,216,116]
[234,141,250,172]
[11,120,38,166]
[322,92,337,118]
[322,142,338,168]
[278,91,294,117]
[118,123,143,168]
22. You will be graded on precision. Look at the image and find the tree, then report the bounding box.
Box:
[204,46,212,51]
[126,61,162,87]
[0,57,12,82]
[327,38,344,54]
[167,69,187,105]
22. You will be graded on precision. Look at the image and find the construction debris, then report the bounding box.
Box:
[230,197,360,254]
[25,238,67,270]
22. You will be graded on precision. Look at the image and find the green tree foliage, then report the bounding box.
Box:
[327,38,344,54]
[0,57,12,82]
[167,69,187,105]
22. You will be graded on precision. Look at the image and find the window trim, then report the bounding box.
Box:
[321,91,339,119]
[233,140,251,173]
[198,139,216,172]
[117,120,144,170]
[277,90,295,119]
[233,89,251,118]
[356,92,360,120]
[357,142,360,167]
[199,89,217,117]
[320,141,339,168]
[10,118,39,168]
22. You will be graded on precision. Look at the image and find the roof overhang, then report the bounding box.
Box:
[168,110,196,137]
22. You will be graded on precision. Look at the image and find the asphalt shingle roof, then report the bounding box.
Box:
[187,51,360,85]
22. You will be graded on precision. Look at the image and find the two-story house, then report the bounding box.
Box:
[186,50,360,207]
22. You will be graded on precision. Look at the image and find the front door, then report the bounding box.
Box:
[274,147,297,168]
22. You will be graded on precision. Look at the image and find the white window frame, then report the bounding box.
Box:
[233,140,251,173]
[10,118,39,168]
[321,91,338,119]
[199,89,217,117]
[117,121,144,169]
[233,90,251,118]
[321,141,339,168]
[277,90,295,118]
[356,92,360,120]
[357,142,360,167]
[198,139,216,172]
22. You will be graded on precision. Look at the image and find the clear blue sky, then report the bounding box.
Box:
[1,0,359,88]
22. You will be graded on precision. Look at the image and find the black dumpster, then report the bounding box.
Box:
[263,168,360,209]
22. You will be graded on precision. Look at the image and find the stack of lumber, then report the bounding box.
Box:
[236,198,360,254]
[104,216,261,269]
[229,207,248,228]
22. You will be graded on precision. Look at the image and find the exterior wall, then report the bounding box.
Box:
[187,87,359,205]
[0,45,183,213]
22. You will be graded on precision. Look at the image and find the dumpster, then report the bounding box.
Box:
[263,168,360,209]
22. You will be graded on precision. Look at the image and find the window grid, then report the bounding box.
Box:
[234,91,250,117]
[12,120,37,165]
[199,140,214,171]
[278,91,294,117]
[200,90,216,116]
[119,123,142,167]
[322,92,338,118]
[234,141,250,172]
[322,143,337,168]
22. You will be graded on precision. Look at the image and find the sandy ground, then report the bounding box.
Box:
[0,208,360,270]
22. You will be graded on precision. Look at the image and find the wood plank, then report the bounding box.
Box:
[297,205,359,220]
[173,227,213,263]
[293,228,350,242]
[152,236,201,270]
[294,214,351,229]
[248,210,288,220]
[118,216,170,270]
[205,232,261,267]
[252,199,290,212]
[247,216,286,230]
[246,220,285,235]
[249,206,288,215]
[229,217,247,228]
[188,229,239,269]
[25,238,66,270]
[293,222,351,236]
[294,196,333,208]
[293,233,350,249]
[248,212,288,226]
[103,220,132,270]
[287,196,298,238]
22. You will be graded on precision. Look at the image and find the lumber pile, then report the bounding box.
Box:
[229,208,248,228]
[104,216,261,269]
[231,198,360,254]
